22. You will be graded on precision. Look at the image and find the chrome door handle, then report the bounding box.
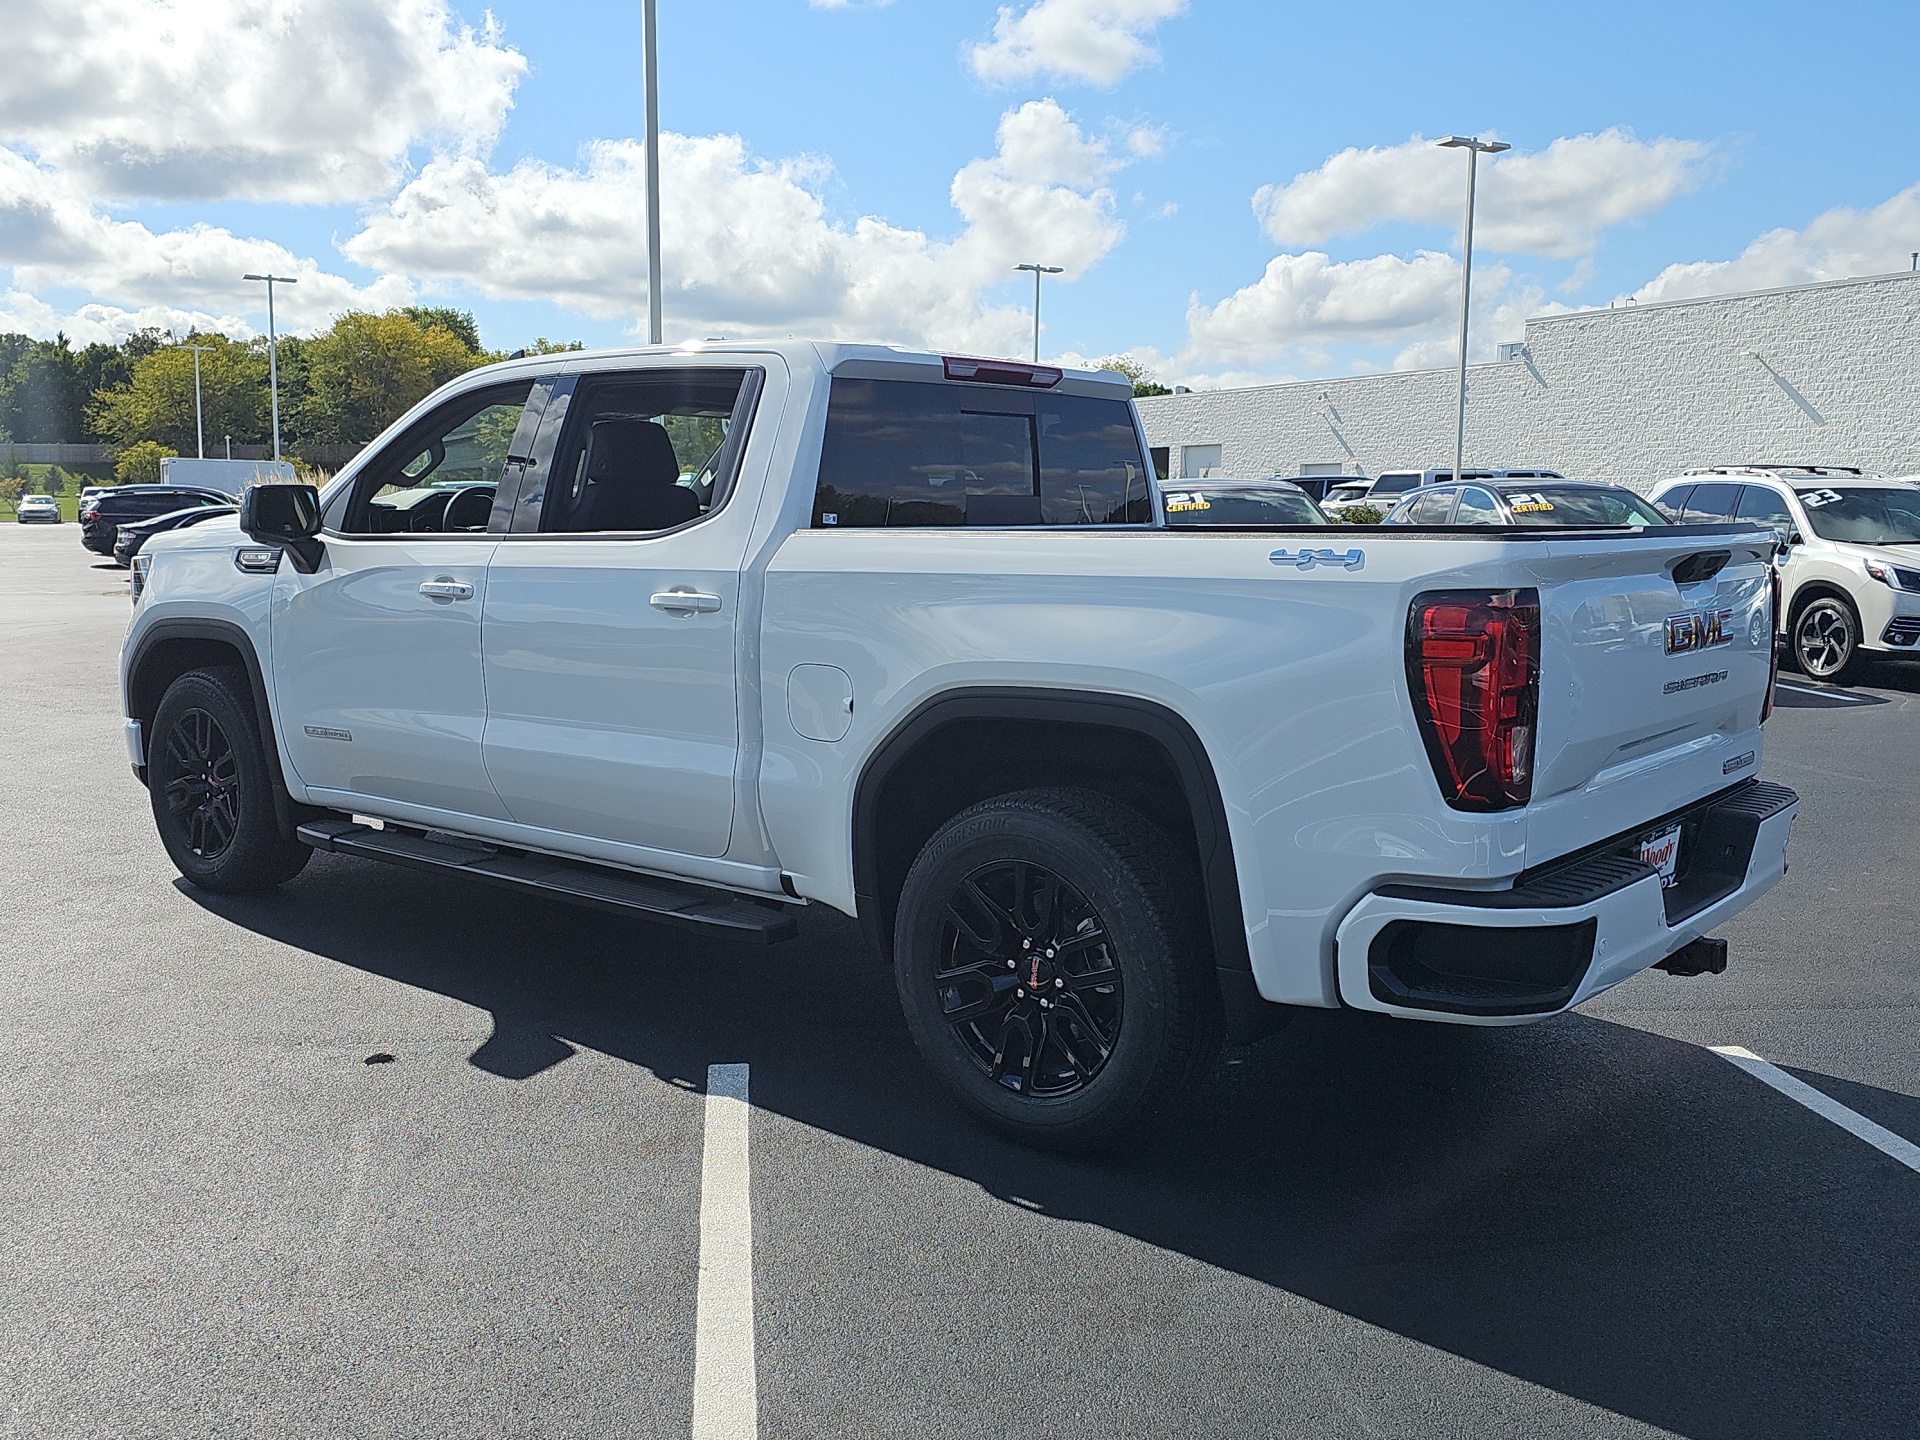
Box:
[650,590,723,614]
[419,579,475,600]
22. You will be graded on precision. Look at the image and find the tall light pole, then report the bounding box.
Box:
[1014,262,1063,362]
[1437,136,1508,484]
[180,343,215,458]
[242,274,296,461]
[642,0,663,345]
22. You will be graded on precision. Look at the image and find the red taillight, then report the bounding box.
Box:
[1761,566,1782,723]
[1407,589,1540,812]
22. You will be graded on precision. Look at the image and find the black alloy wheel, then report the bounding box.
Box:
[148,667,310,892]
[163,707,241,860]
[934,860,1123,1099]
[894,787,1219,1152]
[1793,596,1863,683]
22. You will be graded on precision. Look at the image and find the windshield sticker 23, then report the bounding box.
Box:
[1800,488,1845,508]
[1270,547,1365,572]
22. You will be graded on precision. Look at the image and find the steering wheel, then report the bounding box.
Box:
[442,485,495,532]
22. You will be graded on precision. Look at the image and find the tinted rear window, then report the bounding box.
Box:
[813,378,1151,528]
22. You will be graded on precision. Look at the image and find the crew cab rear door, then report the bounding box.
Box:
[478,360,774,860]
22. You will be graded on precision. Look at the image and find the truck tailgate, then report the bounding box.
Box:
[1522,525,1777,865]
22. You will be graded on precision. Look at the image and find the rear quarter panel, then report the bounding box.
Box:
[760,525,1778,1009]
[761,528,1540,1006]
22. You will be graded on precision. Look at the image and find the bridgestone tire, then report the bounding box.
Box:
[893,787,1220,1152]
[149,667,310,893]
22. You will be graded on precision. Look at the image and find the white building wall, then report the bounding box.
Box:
[1136,271,1920,488]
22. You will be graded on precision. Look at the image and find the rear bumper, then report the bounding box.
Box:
[1334,780,1797,1023]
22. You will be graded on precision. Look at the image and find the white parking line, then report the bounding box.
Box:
[692,1062,758,1440]
[1711,1045,1920,1175]
[1773,680,1878,704]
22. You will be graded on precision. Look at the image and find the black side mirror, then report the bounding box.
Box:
[239,483,322,572]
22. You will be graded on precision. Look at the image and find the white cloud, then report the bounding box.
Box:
[1176,245,1548,377]
[0,0,524,203]
[0,288,254,347]
[969,0,1186,87]
[1631,182,1920,303]
[1255,129,1713,259]
[1184,250,1483,366]
[344,98,1129,355]
[0,148,410,330]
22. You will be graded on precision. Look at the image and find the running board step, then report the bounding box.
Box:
[296,819,800,943]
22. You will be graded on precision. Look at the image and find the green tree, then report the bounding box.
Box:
[522,337,585,355]
[114,439,177,484]
[0,335,86,441]
[1093,353,1171,398]
[295,311,486,445]
[90,336,268,455]
[401,306,485,355]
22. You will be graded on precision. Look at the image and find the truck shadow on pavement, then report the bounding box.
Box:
[185,855,1920,1440]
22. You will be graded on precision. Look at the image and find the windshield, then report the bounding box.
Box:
[1795,486,1920,544]
[1161,486,1325,526]
[1502,487,1667,527]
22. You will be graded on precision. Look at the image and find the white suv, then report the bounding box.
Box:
[1649,466,1920,683]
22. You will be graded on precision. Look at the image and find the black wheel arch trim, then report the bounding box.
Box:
[126,618,319,841]
[851,686,1269,1034]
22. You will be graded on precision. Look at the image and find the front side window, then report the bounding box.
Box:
[337,381,534,535]
[1682,482,1739,523]
[1794,486,1920,544]
[813,378,1150,528]
[1735,485,1794,529]
[539,370,753,534]
[1372,473,1421,499]
[1454,487,1501,525]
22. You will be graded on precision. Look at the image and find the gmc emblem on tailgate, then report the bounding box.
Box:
[1666,608,1735,654]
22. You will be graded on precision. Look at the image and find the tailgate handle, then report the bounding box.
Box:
[1670,550,1730,585]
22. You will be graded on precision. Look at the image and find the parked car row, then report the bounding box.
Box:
[1161,459,1920,687]
[78,484,236,565]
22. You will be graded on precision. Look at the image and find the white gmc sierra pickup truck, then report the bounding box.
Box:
[121,342,1798,1148]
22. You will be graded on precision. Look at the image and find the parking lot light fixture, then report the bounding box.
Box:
[179,344,215,458]
[1014,263,1064,362]
[242,273,297,461]
[1437,136,1510,486]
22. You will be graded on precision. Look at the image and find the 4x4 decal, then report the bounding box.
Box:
[1270,547,1365,572]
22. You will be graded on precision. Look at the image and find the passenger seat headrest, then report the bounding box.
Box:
[586,418,681,485]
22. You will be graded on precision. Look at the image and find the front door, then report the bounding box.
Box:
[479,363,769,859]
[270,380,540,820]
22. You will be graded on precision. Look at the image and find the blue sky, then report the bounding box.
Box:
[4,0,1918,386]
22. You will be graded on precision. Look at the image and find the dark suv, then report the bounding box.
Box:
[79,486,232,556]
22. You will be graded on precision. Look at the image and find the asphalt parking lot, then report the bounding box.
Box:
[2,521,1916,1440]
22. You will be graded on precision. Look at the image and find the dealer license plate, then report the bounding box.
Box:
[1639,824,1683,887]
